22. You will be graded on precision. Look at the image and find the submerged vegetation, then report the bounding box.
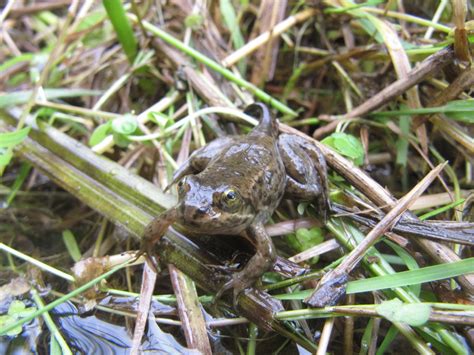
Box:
[0,0,473,353]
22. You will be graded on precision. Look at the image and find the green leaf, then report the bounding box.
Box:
[0,300,38,336]
[0,150,13,167]
[321,132,364,165]
[286,227,324,264]
[14,306,37,319]
[0,127,31,148]
[113,132,131,148]
[75,10,106,32]
[50,337,62,355]
[444,111,474,123]
[184,14,204,29]
[8,300,26,315]
[148,112,173,128]
[0,315,22,336]
[89,121,112,147]
[444,99,474,113]
[111,115,138,135]
[376,299,431,326]
[0,53,34,73]
[296,202,308,215]
[62,229,82,262]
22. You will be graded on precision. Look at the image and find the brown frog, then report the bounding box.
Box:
[143,103,329,302]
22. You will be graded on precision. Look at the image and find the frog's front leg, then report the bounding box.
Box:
[215,222,276,305]
[138,207,178,270]
[278,134,330,221]
[169,136,233,187]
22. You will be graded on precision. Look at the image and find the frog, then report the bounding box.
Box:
[142,102,329,303]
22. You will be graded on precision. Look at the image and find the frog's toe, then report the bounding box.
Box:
[214,275,251,308]
[213,279,232,305]
[231,285,250,308]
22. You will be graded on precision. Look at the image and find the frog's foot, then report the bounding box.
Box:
[214,273,253,308]
[213,223,276,308]
[131,239,160,273]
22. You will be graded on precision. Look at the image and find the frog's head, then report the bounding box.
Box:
[175,175,256,235]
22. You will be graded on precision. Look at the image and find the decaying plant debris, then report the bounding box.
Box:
[0,1,473,354]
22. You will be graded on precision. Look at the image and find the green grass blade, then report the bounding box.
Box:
[373,100,474,123]
[395,113,410,167]
[0,127,30,148]
[0,261,128,336]
[0,89,102,108]
[419,198,465,220]
[0,53,35,73]
[346,257,474,294]
[376,325,399,355]
[220,0,244,49]
[6,162,32,206]
[31,289,72,355]
[103,0,137,63]
[135,16,297,117]
[0,243,74,282]
[276,257,474,299]
[62,229,82,262]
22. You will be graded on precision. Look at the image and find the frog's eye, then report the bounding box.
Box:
[222,188,239,206]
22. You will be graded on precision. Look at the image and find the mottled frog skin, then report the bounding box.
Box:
[143,103,329,301]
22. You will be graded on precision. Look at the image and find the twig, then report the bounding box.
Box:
[343,46,454,119]
[131,262,157,354]
[8,0,72,18]
[280,123,474,294]
[222,8,317,67]
[169,264,212,354]
[317,318,335,355]
[305,163,447,307]
[131,15,297,117]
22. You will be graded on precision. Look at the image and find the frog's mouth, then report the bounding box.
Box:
[180,203,221,226]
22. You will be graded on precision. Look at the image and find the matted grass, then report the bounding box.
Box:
[0,1,473,354]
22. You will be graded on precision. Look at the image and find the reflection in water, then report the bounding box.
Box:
[52,302,132,355]
[52,301,201,354]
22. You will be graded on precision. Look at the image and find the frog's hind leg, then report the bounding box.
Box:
[168,136,233,189]
[278,134,330,222]
[214,223,276,307]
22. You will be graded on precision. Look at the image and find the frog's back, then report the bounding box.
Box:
[201,104,285,217]
[245,103,279,139]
